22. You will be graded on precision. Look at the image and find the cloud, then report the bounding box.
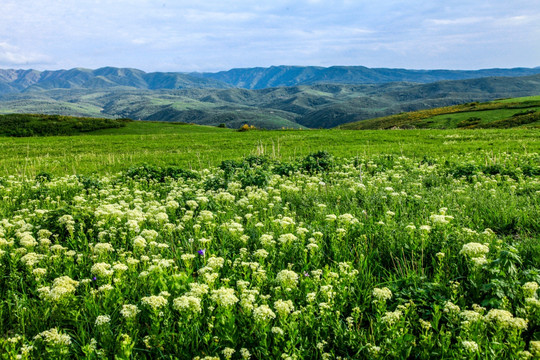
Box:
[0,42,51,66]
[0,0,538,71]
[425,17,488,26]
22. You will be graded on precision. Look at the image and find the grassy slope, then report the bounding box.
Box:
[339,96,540,130]
[0,120,538,177]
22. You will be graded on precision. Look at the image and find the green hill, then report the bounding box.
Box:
[338,96,540,130]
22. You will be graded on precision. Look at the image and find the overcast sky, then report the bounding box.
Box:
[1,0,539,72]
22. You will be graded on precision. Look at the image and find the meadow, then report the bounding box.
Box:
[0,122,539,177]
[0,126,539,359]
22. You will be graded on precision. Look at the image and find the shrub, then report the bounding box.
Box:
[0,114,131,137]
[238,124,256,132]
[124,165,200,182]
[302,151,334,173]
[35,172,52,182]
[457,117,481,128]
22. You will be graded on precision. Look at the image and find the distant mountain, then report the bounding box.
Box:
[1,73,540,129]
[193,65,540,89]
[0,67,232,94]
[2,66,540,94]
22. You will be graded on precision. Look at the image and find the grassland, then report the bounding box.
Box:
[0,120,539,177]
[339,96,540,130]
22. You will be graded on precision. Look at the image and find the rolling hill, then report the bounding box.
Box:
[2,95,539,139]
[338,96,540,130]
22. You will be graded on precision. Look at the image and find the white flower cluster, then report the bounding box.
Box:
[173,295,202,315]
[91,262,114,277]
[253,304,276,322]
[95,315,111,326]
[276,270,299,288]
[372,287,392,303]
[274,299,295,317]
[141,295,168,311]
[120,304,141,319]
[485,309,528,331]
[462,340,479,353]
[211,287,239,308]
[34,328,72,347]
[460,242,490,267]
[38,276,79,302]
[381,310,402,326]
[460,242,489,258]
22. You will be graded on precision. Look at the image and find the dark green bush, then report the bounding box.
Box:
[0,114,131,137]
[273,161,299,176]
[449,163,478,180]
[302,151,334,173]
[238,168,269,188]
[457,117,481,128]
[77,175,101,191]
[124,165,200,183]
[35,172,52,182]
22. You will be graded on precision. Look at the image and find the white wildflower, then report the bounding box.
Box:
[211,287,239,307]
[121,304,140,319]
[95,315,111,326]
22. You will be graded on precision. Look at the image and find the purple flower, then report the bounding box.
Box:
[92,277,97,281]
[198,249,205,256]
[304,272,309,277]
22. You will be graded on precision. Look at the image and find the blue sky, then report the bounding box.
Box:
[1,0,539,72]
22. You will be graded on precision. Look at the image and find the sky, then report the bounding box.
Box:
[1,0,539,72]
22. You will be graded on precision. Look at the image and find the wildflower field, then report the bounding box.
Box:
[0,129,540,359]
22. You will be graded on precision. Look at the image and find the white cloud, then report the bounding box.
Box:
[0,0,538,71]
[425,17,488,26]
[0,42,51,66]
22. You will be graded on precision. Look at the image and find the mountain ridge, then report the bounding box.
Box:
[2,65,540,94]
[0,67,232,94]
[193,65,540,89]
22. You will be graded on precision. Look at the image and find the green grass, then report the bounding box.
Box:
[339,96,540,130]
[421,108,540,129]
[498,95,540,103]
[0,120,538,177]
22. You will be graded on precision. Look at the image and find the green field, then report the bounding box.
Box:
[1,121,539,177]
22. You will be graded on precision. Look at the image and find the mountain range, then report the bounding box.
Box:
[1,65,540,129]
[193,66,540,89]
[2,66,540,94]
